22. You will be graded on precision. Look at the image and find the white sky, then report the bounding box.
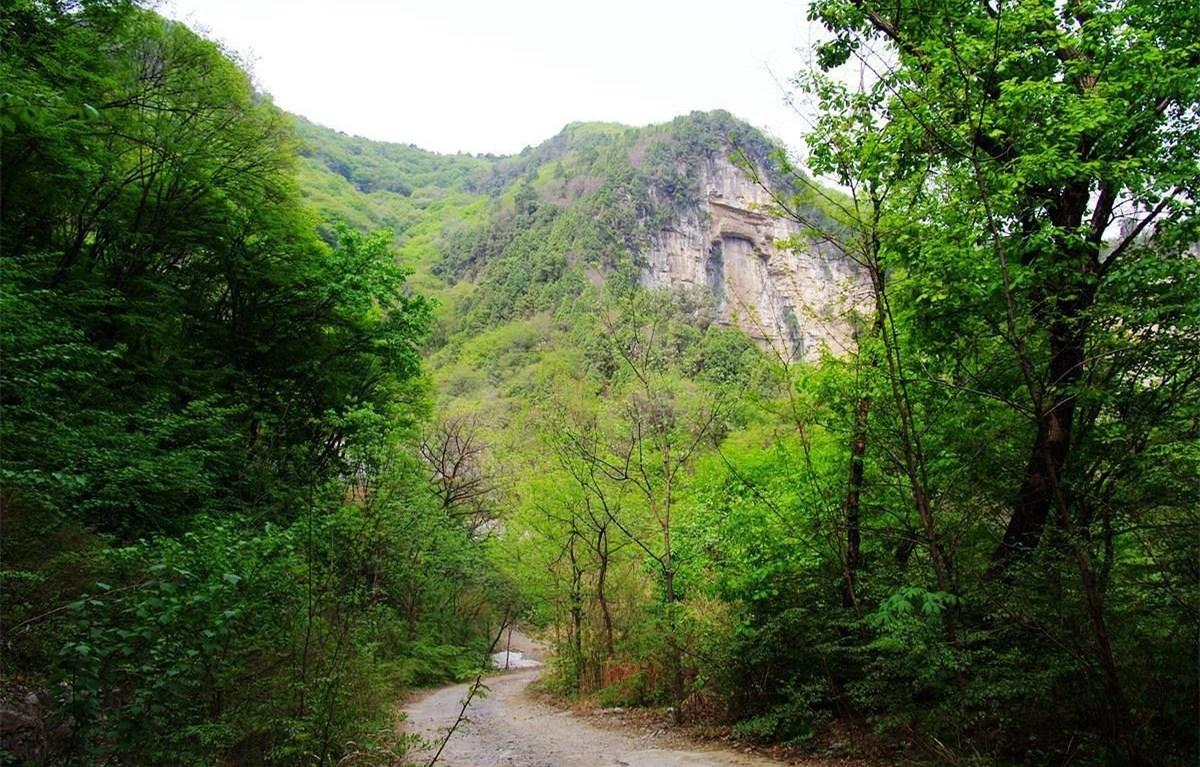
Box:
[162,0,827,156]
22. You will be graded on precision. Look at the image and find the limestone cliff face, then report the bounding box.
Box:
[640,158,868,362]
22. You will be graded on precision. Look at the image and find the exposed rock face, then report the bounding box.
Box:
[641,158,869,362]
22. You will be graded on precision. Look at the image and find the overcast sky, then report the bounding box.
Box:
[162,0,826,156]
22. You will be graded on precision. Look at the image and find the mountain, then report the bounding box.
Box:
[293,110,867,361]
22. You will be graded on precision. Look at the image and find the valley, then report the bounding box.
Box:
[2,3,1196,767]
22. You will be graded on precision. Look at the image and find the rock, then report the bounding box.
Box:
[0,688,71,764]
[0,708,38,735]
[641,156,869,362]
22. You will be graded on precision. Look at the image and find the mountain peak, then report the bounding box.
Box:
[295,108,860,362]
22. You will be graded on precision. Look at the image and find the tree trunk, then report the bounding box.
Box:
[663,565,684,725]
[991,272,1095,573]
[568,532,584,691]
[596,527,614,658]
[842,395,870,610]
[1044,456,1141,765]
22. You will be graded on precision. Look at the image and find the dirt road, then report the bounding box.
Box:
[402,632,786,767]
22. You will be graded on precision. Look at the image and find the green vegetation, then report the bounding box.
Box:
[464,3,1198,766]
[1,3,507,765]
[2,0,1197,766]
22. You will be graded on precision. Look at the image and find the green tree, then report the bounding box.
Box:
[797,0,1200,761]
[0,4,501,765]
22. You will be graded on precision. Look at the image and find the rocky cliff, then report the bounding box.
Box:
[641,157,868,362]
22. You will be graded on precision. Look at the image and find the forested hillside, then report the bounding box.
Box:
[3,1,1198,766]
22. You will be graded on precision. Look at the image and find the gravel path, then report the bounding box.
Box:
[402,632,786,767]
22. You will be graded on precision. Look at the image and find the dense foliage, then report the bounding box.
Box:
[1,3,508,765]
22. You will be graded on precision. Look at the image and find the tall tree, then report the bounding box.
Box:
[804,0,1200,761]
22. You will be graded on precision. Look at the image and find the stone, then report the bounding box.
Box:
[641,157,869,362]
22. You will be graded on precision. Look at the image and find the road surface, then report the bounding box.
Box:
[402,631,786,767]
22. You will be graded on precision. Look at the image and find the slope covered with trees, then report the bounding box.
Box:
[2,1,1198,766]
